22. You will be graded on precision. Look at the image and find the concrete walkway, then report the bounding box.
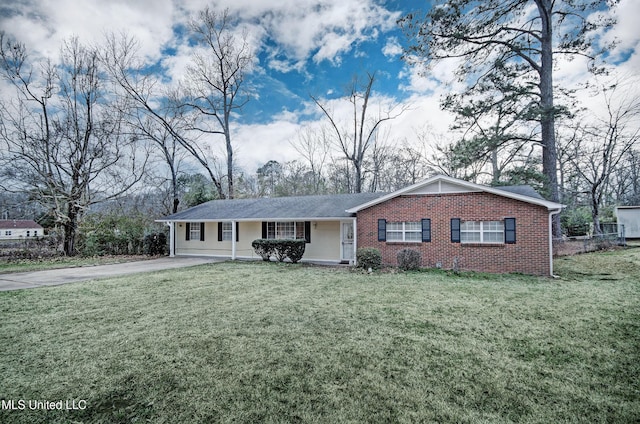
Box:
[0,256,217,291]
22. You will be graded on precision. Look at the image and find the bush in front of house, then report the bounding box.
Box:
[251,239,305,263]
[397,248,421,271]
[356,247,382,270]
[281,240,305,263]
[144,232,167,256]
[252,239,275,261]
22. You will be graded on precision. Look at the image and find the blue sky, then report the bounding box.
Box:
[1,0,638,172]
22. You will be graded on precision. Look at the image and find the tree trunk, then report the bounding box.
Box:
[491,148,500,185]
[354,162,363,193]
[63,204,80,256]
[591,189,603,235]
[172,198,180,214]
[226,129,234,199]
[537,0,561,237]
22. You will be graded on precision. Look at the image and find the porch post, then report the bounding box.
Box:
[352,217,357,266]
[167,222,175,257]
[231,220,237,260]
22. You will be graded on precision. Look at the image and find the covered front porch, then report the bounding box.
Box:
[163,219,357,264]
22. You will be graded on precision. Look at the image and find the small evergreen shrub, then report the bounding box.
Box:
[356,247,382,270]
[251,239,306,263]
[273,241,289,262]
[251,239,275,261]
[397,248,421,271]
[282,240,305,263]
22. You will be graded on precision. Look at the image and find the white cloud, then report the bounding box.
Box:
[382,37,403,58]
[233,117,303,171]
[2,0,636,181]
[601,0,640,58]
[1,0,178,61]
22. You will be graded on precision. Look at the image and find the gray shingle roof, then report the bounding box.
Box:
[496,185,545,200]
[0,220,43,229]
[159,192,387,221]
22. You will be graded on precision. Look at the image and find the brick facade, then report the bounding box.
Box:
[356,192,551,275]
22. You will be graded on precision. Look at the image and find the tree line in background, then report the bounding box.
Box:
[0,2,638,256]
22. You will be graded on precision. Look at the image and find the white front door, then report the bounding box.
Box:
[341,222,354,262]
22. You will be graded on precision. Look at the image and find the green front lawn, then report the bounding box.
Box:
[0,255,154,273]
[1,250,639,423]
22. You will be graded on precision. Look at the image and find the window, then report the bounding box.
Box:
[267,222,305,240]
[460,221,504,243]
[26,231,30,237]
[386,221,422,242]
[5,230,11,236]
[187,222,204,241]
[221,222,233,241]
[34,231,38,236]
[378,219,430,242]
[262,221,311,243]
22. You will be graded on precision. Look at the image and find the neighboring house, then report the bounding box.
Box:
[615,206,640,238]
[0,220,44,240]
[158,175,564,276]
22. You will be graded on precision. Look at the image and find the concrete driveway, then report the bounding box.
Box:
[0,256,217,291]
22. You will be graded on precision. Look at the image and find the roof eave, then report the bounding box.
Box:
[346,174,565,212]
[156,216,355,223]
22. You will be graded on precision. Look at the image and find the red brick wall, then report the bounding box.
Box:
[356,192,551,275]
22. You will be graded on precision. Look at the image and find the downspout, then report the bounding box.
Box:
[549,208,562,278]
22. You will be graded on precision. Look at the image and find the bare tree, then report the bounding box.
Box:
[370,140,431,192]
[184,7,253,199]
[311,72,407,193]
[101,33,226,200]
[290,126,331,194]
[135,114,186,214]
[0,34,145,254]
[611,148,640,205]
[566,78,640,234]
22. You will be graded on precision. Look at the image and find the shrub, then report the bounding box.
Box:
[561,207,591,237]
[251,239,306,263]
[397,248,421,271]
[77,213,152,256]
[144,232,167,256]
[282,240,305,263]
[252,239,275,261]
[356,247,382,270]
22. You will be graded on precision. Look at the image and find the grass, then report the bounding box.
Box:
[1,250,639,423]
[0,255,154,273]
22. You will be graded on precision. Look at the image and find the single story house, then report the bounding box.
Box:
[158,175,564,276]
[0,220,44,240]
[615,206,640,238]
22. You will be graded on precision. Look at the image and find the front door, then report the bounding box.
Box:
[341,222,354,262]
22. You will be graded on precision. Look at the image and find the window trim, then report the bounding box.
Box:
[221,222,233,241]
[385,221,423,243]
[264,221,308,242]
[460,220,505,244]
[189,222,201,241]
[186,222,205,242]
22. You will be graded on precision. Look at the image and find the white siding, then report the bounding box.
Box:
[616,207,640,238]
[174,220,342,262]
[0,228,41,239]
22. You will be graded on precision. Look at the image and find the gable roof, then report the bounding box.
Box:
[346,174,564,213]
[158,192,387,222]
[0,220,43,230]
